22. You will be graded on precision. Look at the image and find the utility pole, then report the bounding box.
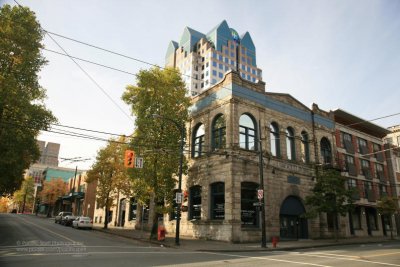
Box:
[258,120,267,248]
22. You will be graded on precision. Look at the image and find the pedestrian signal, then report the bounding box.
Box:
[124,150,135,168]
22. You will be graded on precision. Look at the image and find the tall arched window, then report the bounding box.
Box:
[192,124,205,158]
[270,122,280,157]
[212,114,226,151]
[301,131,310,163]
[320,137,332,164]
[286,127,295,160]
[239,114,256,150]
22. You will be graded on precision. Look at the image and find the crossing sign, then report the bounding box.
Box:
[257,189,263,200]
[176,192,183,204]
[135,157,144,168]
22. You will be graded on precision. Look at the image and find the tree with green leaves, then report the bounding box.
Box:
[12,176,34,213]
[122,67,191,237]
[0,5,57,195]
[377,196,398,239]
[86,137,130,229]
[305,167,355,241]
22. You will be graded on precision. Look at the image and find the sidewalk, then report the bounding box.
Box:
[93,225,399,252]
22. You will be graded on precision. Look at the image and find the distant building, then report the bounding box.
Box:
[42,166,80,183]
[26,140,60,185]
[37,140,60,166]
[166,20,262,96]
[385,125,400,147]
[54,172,96,218]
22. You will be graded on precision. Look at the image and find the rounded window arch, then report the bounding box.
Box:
[320,137,332,164]
[192,123,205,158]
[212,114,226,151]
[270,122,280,157]
[301,131,310,163]
[286,127,295,160]
[239,113,257,150]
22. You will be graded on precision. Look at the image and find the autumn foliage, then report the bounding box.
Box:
[39,178,68,206]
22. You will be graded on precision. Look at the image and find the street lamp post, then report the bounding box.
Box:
[153,114,185,246]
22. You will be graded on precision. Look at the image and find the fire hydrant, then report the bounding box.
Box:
[271,236,279,248]
[157,225,166,241]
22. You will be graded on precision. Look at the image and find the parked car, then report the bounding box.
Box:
[62,214,77,226]
[55,211,72,224]
[72,217,93,229]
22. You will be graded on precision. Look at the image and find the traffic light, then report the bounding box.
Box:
[124,150,135,168]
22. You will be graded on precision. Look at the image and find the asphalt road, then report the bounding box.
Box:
[1,213,400,267]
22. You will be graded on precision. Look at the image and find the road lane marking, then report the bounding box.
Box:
[304,252,359,259]
[299,252,400,266]
[367,251,400,258]
[204,251,333,267]
[1,251,204,258]
[16,216,77,243]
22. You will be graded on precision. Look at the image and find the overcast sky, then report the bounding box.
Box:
[3,0,400,170]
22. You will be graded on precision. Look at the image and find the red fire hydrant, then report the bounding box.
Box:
[157,225,166,241]
[271,236,279,248]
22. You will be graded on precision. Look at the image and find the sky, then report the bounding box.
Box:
[3,0,400,170]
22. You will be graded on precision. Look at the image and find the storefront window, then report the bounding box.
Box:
[211,182,225,220]
[189,186,202,220]
[241,182,259,227]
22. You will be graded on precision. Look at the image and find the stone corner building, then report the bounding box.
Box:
[167,70,336,242]
[160,21,398,242]
[92,21,398,242]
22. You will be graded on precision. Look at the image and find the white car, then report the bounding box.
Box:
[72,216,93,229]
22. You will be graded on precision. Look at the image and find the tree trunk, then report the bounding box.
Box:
[150,203,158,240]
[334,212,339,242]
[390,217,394,240]
[114,190,120,226]
[103,197,109,229]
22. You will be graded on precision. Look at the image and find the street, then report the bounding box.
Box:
[1,213,400,267]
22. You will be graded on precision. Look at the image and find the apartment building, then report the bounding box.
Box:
[166,20,262,96]
[333,109,397,237]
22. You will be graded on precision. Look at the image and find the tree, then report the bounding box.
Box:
[122,67,191,237]
[86,137,129,229]
[39,178,67,217]
[12,176,34,213]
[305,167,355,241]
[0,5,57,195]
[377,196,398,239]
[0,197,9,213]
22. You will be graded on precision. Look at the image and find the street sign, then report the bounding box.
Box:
[257,189,263,200]
[176,192,183,204]
[253,202,262,207]
[135,157,144,168]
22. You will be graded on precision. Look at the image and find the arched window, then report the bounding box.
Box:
[212,114,226,151]
[192,124,205,158]
[210,182,225,220]
[239,114,256,150]
[189,185,202,220]
[301,131,310,163]
[241,182,259,227]
[270,122,280,157]
[286,127,295,160]
[320,137,332,164]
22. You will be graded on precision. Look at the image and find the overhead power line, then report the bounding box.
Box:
[43,48,137,77]
[13,0,134,123]
[11,0,400,132]
[42,31,400,129]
